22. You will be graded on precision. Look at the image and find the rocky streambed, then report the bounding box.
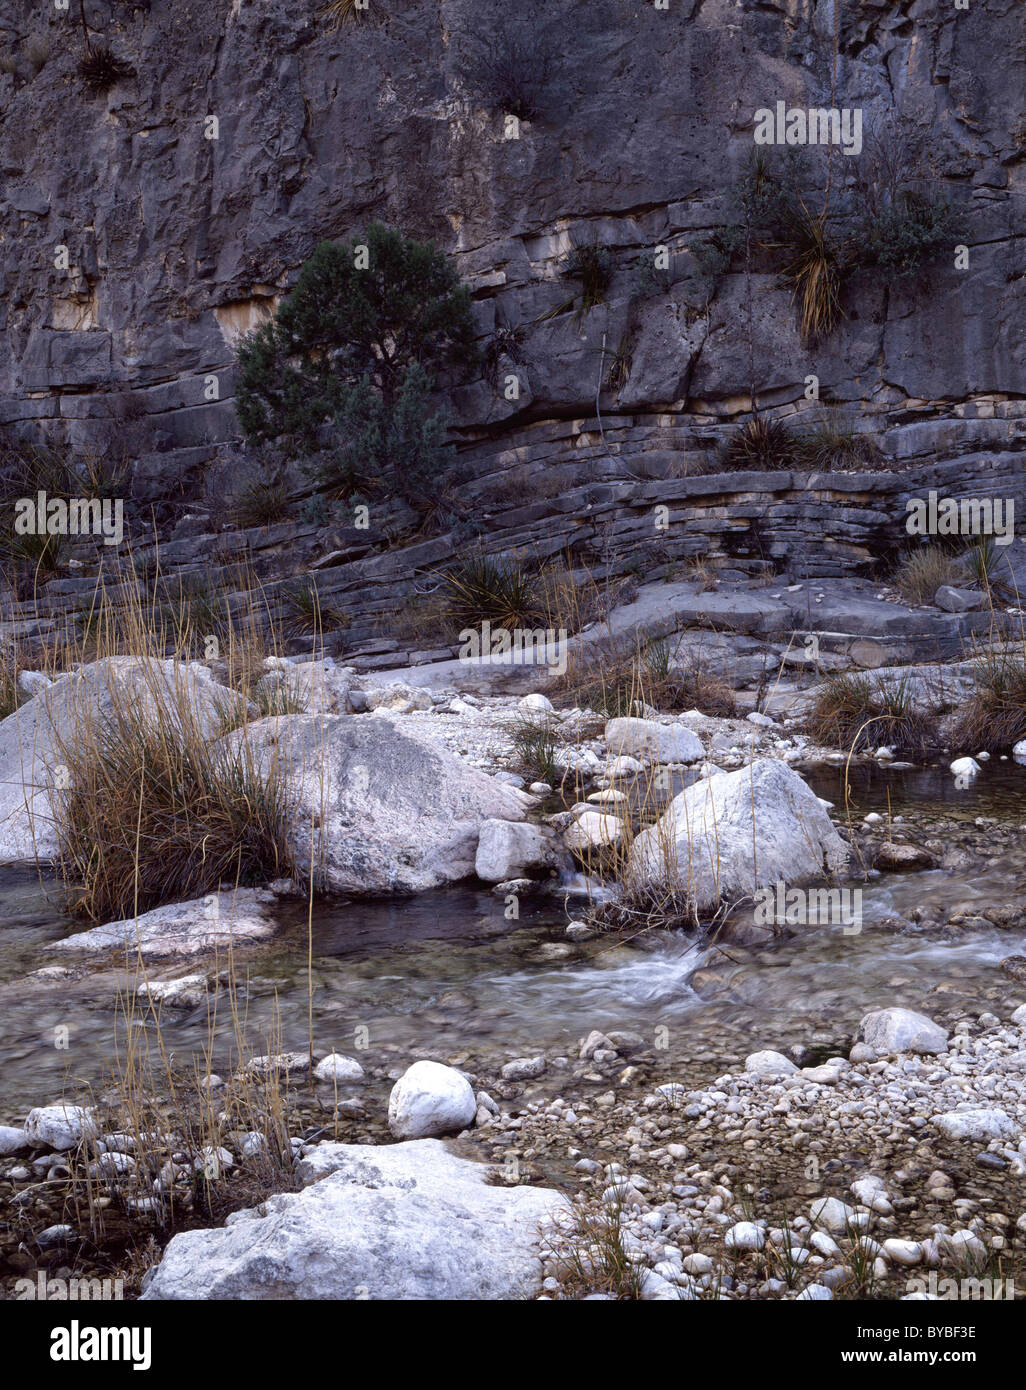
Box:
[1,666,1025,1300]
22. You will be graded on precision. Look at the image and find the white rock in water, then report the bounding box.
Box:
[949,757,980,777]
[628,759,849,914]
[976,751,990,761]
[931,1108,1017,1142]
[475,818,560,882]
[605,755,645,778]
[724,1221,765,1252]
[142,1139,562,1301]
[314,1053,365,1084]
[745,1050,798,1079]
[50,889,278,959]
[859,1007,949,1056]
[24,1104,99,1152]
[388,1061,477,1139]
[220,715,533,895]
[564,810,623,852]
[1013,740,1026,759]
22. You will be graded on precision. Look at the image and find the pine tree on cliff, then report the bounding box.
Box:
[234,224,478,452]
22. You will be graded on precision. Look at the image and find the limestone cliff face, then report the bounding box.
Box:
[0,0,1022,473]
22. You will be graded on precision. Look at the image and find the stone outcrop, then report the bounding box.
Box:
[140,1138,562,1300]
[222,713,533,894]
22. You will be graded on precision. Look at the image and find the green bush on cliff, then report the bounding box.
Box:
[235,224,477,499]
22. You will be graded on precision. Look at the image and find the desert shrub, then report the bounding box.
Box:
[51,664,294,923]
[892,546,960,606]
[235,224,477,450]
[461,12,554,121]
[856,193,959,274]
[807,672,932,755]
[951,652,1026,752]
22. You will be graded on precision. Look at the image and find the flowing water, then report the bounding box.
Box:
[1,763,1025,1117]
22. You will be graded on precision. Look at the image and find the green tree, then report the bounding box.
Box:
[235,223,477,448]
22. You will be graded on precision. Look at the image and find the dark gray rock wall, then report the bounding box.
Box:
[1,0,1022,470]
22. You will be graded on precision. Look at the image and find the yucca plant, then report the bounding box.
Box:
[438,552,544,633]
[722,415,799,470]
[564,242,614,319]
[78,45,134,92]
[964,536,1013,602]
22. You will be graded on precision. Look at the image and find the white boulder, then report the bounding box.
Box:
[858,1008,949,1056]
[605,717,703,765]
[388,1061,477,1139]
[141,1139,562,1300]
[627,759,849,913]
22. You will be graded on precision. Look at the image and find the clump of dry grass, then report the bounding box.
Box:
[543,1194,646,1300]
[892,546,960,606]
[807,671,933,755]
[50,662,294,923]
[951,650,1026,752]
[554,635,736,719]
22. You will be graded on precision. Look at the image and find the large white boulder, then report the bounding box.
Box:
[0,658,240,864]
[48,888,278,959]
[627,759,849,913]
[474,819,562,882]
[859,1008,949,1056]
[140,1139,562,1300]
[388,1061,477,1139]
[605,717,703,765]
[223,715,532,895]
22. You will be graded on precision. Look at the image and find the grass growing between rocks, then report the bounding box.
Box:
[951,649,1026,753]
[553,634,736,720]
[892,545,960,605]
[50,670,294,923]
[807,672,934,757]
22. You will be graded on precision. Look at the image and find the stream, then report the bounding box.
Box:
[1,762,1025,1118]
